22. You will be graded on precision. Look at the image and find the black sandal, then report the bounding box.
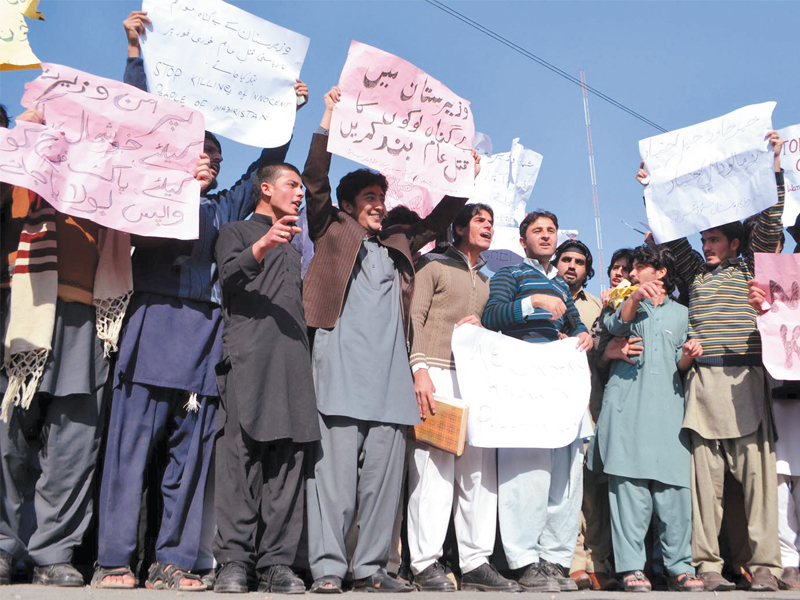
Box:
[622,570,651,593]
[146,561,207,591]
[91,565,136,589]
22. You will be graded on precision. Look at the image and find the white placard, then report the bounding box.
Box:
[140,0,309,147]
[779,124,800,228]
[640,102,778,243]
[473,137,543,228]
[452,325,590,448]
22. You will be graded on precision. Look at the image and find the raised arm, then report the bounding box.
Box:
[301,87,340,241]
[746,131,786,268]
[123,11,150,90]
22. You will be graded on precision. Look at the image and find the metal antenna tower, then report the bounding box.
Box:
[580,69,606,290]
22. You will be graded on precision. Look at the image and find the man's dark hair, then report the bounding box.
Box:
[383,205,421,228]
[336,169,387,208]
[452,203,493,246]
[204,131,221,152]
[252,162,301,196]
[0,105,8,129]
[631,245,679,296]
[554,239,595,281]
[703,221,744,256]
[607,248,633,278]
[519,210,558,239]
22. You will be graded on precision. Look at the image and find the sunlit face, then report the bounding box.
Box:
[520,217,557,262]
[204,138,223,192]
[261,170,304,220]
[629,260,666,287]
[557,251,588,290]
[701,228,739,267]
[343,184,386,234]
[456,209,494,252]
[608,258,630,287]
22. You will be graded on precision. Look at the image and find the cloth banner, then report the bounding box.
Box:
[756,253,800,381]
[0,0,44,71]
[640,102,778,243]
[329,41,475,197]
[140,0,309,148]
[452,324,590,448]
[0,63,204,239]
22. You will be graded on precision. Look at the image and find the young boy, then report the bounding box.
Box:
[594,245,703,592]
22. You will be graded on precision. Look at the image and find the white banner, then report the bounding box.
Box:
[452,325,590,448]
[640,102,778,243]
[140,0,309,147]
[779,124,800,229]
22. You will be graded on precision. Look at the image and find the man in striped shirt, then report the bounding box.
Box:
[640,131,785,593]
[482,210,592,593]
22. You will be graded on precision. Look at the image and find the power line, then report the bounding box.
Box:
[424,0,667,133]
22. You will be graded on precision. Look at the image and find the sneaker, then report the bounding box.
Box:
[461,562,519,592]
[0,551,11,586]
[517,562,559,593]
[32,563,84,587]
[258,565,306,594]
[413,563,455,592]
[215,561,249,594]
[540,560,579,591]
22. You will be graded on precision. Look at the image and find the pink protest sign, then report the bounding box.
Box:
[329,41,475,197]
[755,253,800,380]
[0,63,204,239]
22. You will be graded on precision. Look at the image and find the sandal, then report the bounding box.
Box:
[310,575,344,594]
[622,570,651,593]
[668,572,705,592]
[146,561,207,591]
[91,565,136,589]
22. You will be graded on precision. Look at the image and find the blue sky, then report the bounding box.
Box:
[2,0,798,295]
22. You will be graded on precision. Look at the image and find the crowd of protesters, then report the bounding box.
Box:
[1,8,799,596]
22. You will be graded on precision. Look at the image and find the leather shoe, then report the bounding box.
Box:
[413,563,454,592]
[32,563,84,587]
[750,567,779,592]
[571,569,592,590]
[0,551,11,586]
[780,567,800,590]
[258,565,305,594]
[461,563,519,592]
[354,568,413,593]
[699,571,735,592]
[215,561,249,593]
[518,562,559,593]
[589,571,619,591]
[539,560,578,591]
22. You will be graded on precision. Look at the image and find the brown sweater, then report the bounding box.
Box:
[409,246,489,370]
[301,133,468,333]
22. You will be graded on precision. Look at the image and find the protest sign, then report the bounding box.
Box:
[0,63,204,239]
[756,253,800,381]
[473,137,542,228]
[640,102,778,243]
[779,124,800,229]
[452,324,590,448]
[140,0,309,148]
[1,0,44,71]
[329,41,475,197]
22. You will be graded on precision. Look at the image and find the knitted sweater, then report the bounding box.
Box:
[408,246,490,370]
[482,260,587,342]
[666,170,785,366]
